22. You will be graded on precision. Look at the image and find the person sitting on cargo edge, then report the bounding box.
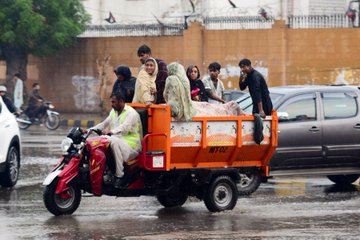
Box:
[92,92,143,188]
[238,58,273,118]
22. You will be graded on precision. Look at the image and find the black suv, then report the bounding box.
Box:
[237,85,360,194]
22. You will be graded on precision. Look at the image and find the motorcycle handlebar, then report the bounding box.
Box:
[92,128,103,136]
[85,128,102,138]
[81,128,112,140]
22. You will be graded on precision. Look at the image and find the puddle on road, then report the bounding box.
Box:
[22,147,62,158]
[22,156,59,165]
[1,139,359,239]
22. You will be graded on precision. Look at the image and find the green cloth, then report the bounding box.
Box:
[164,62,197,121]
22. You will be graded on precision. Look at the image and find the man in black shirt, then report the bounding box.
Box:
[238,58,273,118]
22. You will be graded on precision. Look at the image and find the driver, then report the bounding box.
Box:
[27,83,46,122]
[91,92,142,188]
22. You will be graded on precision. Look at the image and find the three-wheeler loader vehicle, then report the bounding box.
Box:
[43,104,278,215]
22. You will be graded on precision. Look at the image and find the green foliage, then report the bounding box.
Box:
[0,0,91,58]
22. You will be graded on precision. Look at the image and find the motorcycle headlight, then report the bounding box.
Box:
[61,137,73,153]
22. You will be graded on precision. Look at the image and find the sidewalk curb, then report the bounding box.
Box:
[61,119,102,128]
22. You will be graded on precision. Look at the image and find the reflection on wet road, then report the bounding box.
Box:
[0,126,359,239]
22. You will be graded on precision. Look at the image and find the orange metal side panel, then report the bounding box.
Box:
[130,104,171,170]
[131,104,278,175]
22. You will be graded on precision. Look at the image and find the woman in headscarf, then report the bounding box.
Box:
[163,62,196,121]
[164,62,243,121]
[112,65,136,103]
[186,65,208,102]
[132,58,158,106]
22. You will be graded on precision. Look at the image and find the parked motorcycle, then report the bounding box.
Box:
[17,101,61,130]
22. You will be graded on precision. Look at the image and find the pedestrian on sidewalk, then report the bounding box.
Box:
[13,73,24,109]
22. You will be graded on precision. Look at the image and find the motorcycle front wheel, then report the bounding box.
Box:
[43,178,81,216]
[17,113,31,130]
[45,114,61,130]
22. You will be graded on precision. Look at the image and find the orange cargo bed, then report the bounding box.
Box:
[130,103,278,177]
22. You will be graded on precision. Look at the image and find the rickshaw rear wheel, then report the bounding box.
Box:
[204,175,238,212]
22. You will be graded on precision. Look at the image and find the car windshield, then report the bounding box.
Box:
[237,92,284,114]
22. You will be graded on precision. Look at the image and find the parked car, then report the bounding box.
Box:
[236,85,360,194]
[0,96,21,187]
[223,90,245,102]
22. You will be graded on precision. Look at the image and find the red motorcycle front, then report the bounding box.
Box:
[42,127,167,216]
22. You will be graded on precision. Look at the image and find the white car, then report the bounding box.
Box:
[0,96,21,187]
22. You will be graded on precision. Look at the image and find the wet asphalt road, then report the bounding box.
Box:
[1,126,360,239]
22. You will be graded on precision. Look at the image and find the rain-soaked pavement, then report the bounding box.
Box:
[1,126,360,239]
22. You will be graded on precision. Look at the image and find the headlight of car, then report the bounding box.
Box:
[61,137,73,153]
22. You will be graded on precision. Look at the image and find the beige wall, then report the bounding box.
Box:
[1,21,360,113]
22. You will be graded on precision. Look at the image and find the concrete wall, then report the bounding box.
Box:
[1,20,360,113]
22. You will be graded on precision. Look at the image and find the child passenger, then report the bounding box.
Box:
[132,58,157,106]
[186,65,208,102]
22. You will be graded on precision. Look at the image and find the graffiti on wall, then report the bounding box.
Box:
[220,61,360,87]
[334,68,360,85]
[72,76,100,111]
[289,67,360,85]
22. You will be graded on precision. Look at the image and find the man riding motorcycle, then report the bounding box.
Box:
[91,92,142,188]
[26,83,46,122]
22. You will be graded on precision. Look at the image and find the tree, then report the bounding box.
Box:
[0,0,90,96]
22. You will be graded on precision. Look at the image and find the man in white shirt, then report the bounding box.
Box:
[202,62,225,104]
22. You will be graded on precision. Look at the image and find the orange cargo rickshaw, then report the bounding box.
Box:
[43,103,278,216]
